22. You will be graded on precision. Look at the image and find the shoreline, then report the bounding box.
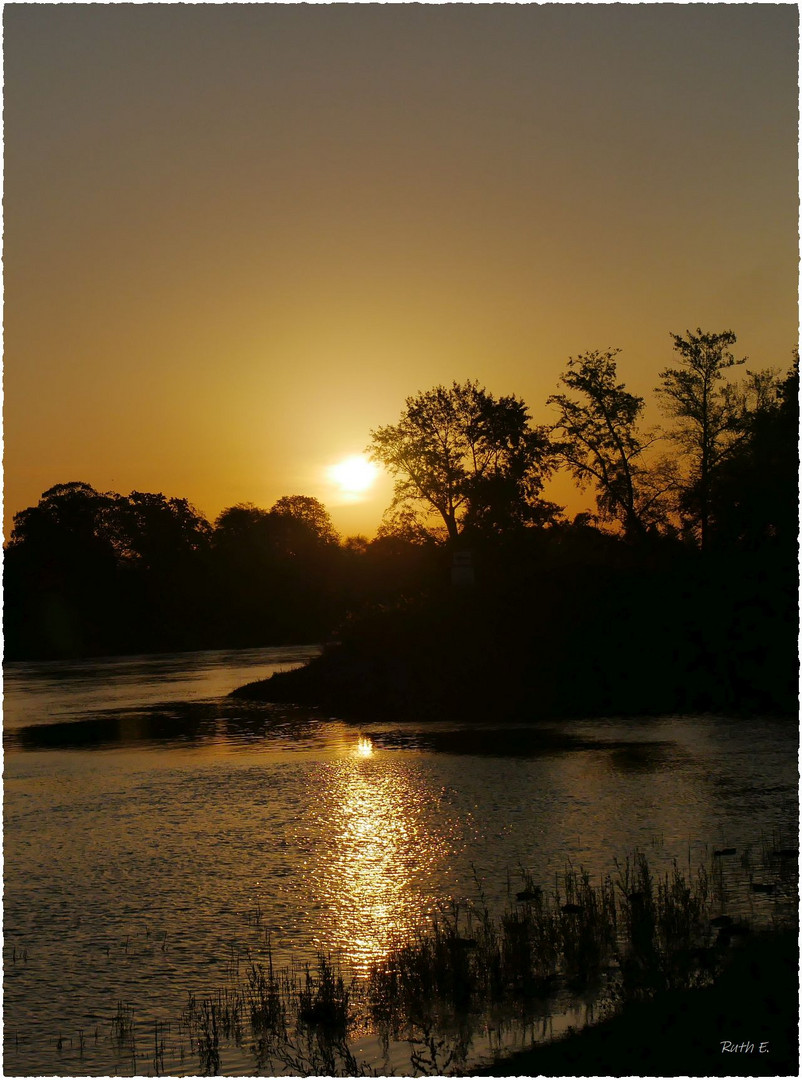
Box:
[474,928,798,1077]
[229,647,798,727]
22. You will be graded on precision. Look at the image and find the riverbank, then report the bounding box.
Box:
[154,844,800,1077]
[169,858,800,1077]
[230,583,798,722]
[478,929,798,1077]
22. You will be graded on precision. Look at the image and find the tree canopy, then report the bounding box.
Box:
[269,495,339,546]
[700,359,797,551]
[656,329,777,547]
[368,380,559,543]
[548,350,676,538]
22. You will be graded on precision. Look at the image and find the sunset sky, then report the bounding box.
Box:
[4,3,798,539]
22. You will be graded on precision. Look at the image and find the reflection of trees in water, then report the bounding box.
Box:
[4,702,328,752]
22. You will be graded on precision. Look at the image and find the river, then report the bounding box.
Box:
[3,646,798,1076]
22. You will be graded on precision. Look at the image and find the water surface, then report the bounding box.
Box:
[4,647,797,1075]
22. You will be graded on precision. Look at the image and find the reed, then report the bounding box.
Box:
[246,954,287,1037]
[297,953,351,1033]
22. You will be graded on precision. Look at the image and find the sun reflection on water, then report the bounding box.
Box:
[308,746,448,975]
[354,736,374,758]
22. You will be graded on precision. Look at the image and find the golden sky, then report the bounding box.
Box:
[4,4,798,538]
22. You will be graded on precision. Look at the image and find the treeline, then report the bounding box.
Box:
[4,488,442,659]
[5,329,798,716]
[366,330,798,551]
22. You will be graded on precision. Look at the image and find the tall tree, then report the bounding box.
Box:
[368,380,558,543]
[703,358,797,551]
[548,349,674,538]
[7,483,126,657]
[655,329,772,548]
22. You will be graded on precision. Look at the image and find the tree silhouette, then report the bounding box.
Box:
[702,358,797,551]
[7,483,127,656]
[269,495,339,546]
[208,496,342,643]
[114,491,211,570]
[211,503,282,645]
[548,350,676,538]
[656,330,776,548]
[9,481,117,552]
[213,502,272,545]
[368,380,558,543]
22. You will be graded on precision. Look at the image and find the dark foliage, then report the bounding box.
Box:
[703,360,799,553]
[475,928,798,1077]
[4,484,443,660]
[5,354,797,722]
[233,517,797,719]
[5,482,213,657]
[549,349,675,538]
[368,380,561,542]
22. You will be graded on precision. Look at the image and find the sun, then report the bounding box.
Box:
[328,455,379,495]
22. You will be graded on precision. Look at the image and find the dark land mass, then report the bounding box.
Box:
[477,929,798,1077]
[231,541,798,723]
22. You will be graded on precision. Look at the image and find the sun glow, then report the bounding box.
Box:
[327,455,379,496]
